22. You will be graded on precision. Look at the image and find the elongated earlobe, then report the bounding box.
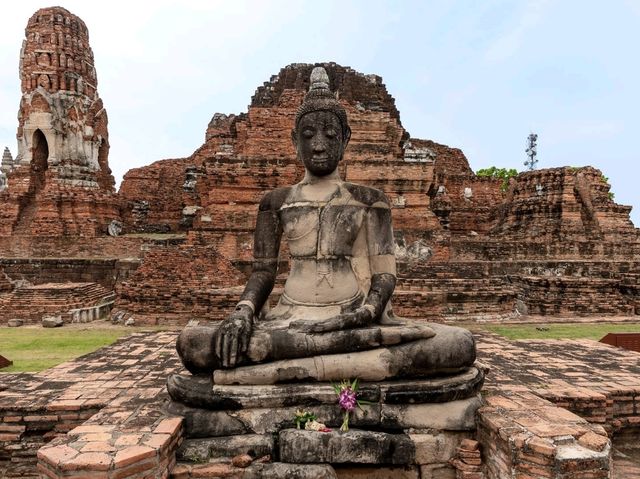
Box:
[291,129,297,149]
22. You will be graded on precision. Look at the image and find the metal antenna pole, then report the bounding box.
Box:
[524,133,538,171]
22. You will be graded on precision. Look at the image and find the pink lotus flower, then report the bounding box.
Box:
[338,387,357,412]
[334,378,366,432]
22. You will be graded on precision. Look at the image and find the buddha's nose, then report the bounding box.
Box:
[312,140,326,152]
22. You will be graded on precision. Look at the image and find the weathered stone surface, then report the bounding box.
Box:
[169,377,380,410]
[171,395,483,440]
[232,404,381,436]
[410,432,473,465]
[166,401,248,438]
[169,367,481,411]
[380,366,484,404]
[334,466,419,478]
[7,318,23,327]
[243,462,337,479]
[381,395,482,431]
[41,315,63,328]
[177,435,274,462]
[279,429,415,465]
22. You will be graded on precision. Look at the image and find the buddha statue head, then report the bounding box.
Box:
[292,67,351,177]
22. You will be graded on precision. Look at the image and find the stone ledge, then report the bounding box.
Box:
[170,461,338,478]
[169,393,482,438]
[173,367,483,410]
[279,429,415,465]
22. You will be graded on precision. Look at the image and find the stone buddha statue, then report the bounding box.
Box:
[168,67,476,404]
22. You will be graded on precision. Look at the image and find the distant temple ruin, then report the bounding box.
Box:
[114,64,640,323]
[0,6,119,237]
[0,9,638,326]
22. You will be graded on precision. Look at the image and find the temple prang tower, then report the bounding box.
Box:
[0,6,120,236]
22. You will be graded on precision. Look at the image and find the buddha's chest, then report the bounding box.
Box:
[279,204,366,257]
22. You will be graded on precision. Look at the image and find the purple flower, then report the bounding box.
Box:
[338,387,357,412]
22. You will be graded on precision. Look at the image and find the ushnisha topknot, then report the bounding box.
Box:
[295,67,350,139]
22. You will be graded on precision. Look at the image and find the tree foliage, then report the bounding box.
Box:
[476,167,519,191]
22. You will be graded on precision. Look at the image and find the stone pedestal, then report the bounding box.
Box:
[168,366,485,477]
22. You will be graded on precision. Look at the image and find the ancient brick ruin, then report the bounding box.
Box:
[0,7,120,238]
[0,12,636,324]
[0,7,124,323]
[1,8,640,479]
[114,63,639,323]
[0,56,637,324]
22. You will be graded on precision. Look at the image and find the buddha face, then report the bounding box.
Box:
[293,111,349,177]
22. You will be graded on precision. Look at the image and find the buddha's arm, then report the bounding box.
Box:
[215,191,283,367]
[363,197,397,318]
[237,198,282,313]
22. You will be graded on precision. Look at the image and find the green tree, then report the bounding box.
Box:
[476,167,519,192]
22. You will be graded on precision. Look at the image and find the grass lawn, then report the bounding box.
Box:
[0,326,133,373]
[480,322,640,341]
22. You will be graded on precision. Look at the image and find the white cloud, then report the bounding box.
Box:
[542,119,621,146]
[483,0,550,64]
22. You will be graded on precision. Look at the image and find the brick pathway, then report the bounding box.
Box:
[0,331,183,478]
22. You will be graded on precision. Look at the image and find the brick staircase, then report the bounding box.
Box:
[0,270,12,293]
[0,282,115,323]
[12,194,37,235]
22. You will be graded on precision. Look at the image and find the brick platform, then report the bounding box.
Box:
[0,332,182,478]
[0,330,639,477]
[477,332,640,433]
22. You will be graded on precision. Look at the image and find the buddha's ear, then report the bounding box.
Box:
[343,126,351,148]
[291,129,297,149]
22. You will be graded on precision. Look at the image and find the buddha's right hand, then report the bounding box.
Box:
[214,304,253,368]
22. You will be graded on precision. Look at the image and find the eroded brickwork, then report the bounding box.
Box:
[114,232,245,324]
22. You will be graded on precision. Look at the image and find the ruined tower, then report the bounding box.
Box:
[1,147,13,174]
[0,6,120,236]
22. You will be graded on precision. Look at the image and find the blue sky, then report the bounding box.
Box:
[1,0,638,226]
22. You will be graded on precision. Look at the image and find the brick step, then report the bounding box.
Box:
[0,282,114,321]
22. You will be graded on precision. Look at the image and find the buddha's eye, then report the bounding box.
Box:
[326,129,337,138]
[302,129,314,139]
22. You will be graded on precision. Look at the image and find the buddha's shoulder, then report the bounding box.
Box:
[343,183,391,208]
[258,187,293,211]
